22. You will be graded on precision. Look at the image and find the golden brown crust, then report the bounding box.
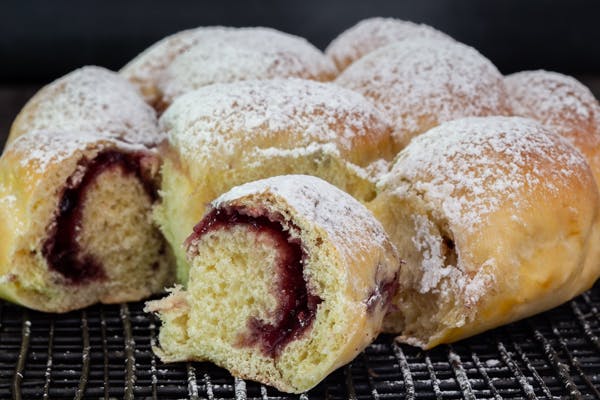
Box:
[372,116,600,348]
[8,66,162,147]
[505,70,600,186]
[147,175,399,393]
[325,17,454,71]
[156,78,395,283]
[121,26,337,109]
[0,131,172,312]
[335,38,511,151]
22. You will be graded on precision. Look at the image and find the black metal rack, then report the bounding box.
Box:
[0,283,599,399]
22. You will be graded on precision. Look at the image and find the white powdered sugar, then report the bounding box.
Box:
[160,78,391,167]
[157,28,337,104]
[383,116,588,232]
[326,17,454,70]
[505,70,600,136]
[121,26,336,105]
[0,194,16,205]
[13,66,162,146]
[381,116,589,306]
[6,130,146,172]
[410,213,495,307]
[335,38,510,147]
[120,27,234,97]
[214,174,391,262]
[411,214,450,292]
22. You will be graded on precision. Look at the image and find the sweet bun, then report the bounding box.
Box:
[335,38,511,151]
[8,66,162,147]
[120,27,337,110]
[146,175,399,393]
[326,17,454,71]
[121,27,228,104]
[156,78,395,283]
[0,131,172,312]
[505,70,600,185]
[370,116,600,348]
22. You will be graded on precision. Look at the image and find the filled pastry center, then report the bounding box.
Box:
[366,271,398,314]
[189,207,323,357]
[43,150,156,284]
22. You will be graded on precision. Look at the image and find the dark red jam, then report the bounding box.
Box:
[187,207,323,358]
[43,150,157,285]
[366,272,399,314]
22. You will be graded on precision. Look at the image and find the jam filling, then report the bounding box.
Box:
[366,272,399,314]
[187,207,323,358]
[43,150,157,285]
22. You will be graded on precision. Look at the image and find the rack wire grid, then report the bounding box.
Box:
[0,282,599,400]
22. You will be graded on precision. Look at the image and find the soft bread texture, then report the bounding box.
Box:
[0,131,173,312]
[156,78,395,283]
[335,38,511,152]
[370,116,600,348]
[146,175,399,393]
[505,70,600,186]
[8,66,163,147]
[326,17,454,71]
[120,26,337,109]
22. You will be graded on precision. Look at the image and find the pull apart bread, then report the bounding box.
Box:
[0,66,172,312]
[121,26,337,111]
[146,175,400,393]
[370,116,600,348]
[335,37,511,152]
[155,78,395,283]
[505,70,600,186]
[8,66,163,147]
[325,17,454,71]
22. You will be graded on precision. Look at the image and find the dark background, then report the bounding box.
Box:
[1,0,600,81]
[0,0,599,143]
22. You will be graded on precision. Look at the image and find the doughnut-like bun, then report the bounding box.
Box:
[8,66,162,147]
[335,38,511,152]
[121,26,225,104]
[156,78,395,283]
[120,27,337,110]
[0,131,172,312]
[505,70,600,185]
[326,17,454,71]
[146,175,399,393]
[370,116,600,348]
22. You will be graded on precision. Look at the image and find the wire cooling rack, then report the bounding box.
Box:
[1,282,599,399]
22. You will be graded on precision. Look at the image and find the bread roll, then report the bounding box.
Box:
[335,38,511,152]
[8,66,162,147]
[370,116,600,348]
[120,27,337,110]
[0,131,172,312]
[156,78,395,283]
[326,17,454,71]
[146,175,399,393]
[505,70,600,185]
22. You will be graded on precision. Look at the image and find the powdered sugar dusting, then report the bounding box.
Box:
[6,130,146,173]
[121,26,336,105]
[335,38,510,149]
[410,213,495,307]
[326,17,454,70]
[382,116,588,233]
[160,78,392,168]
[120,27,234,102]
[380,116,589,306]
[213,175,391,262]
[411,214,450,292]
[505,70,600,138]
[158,27,337,105]
[11,66,162,146]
